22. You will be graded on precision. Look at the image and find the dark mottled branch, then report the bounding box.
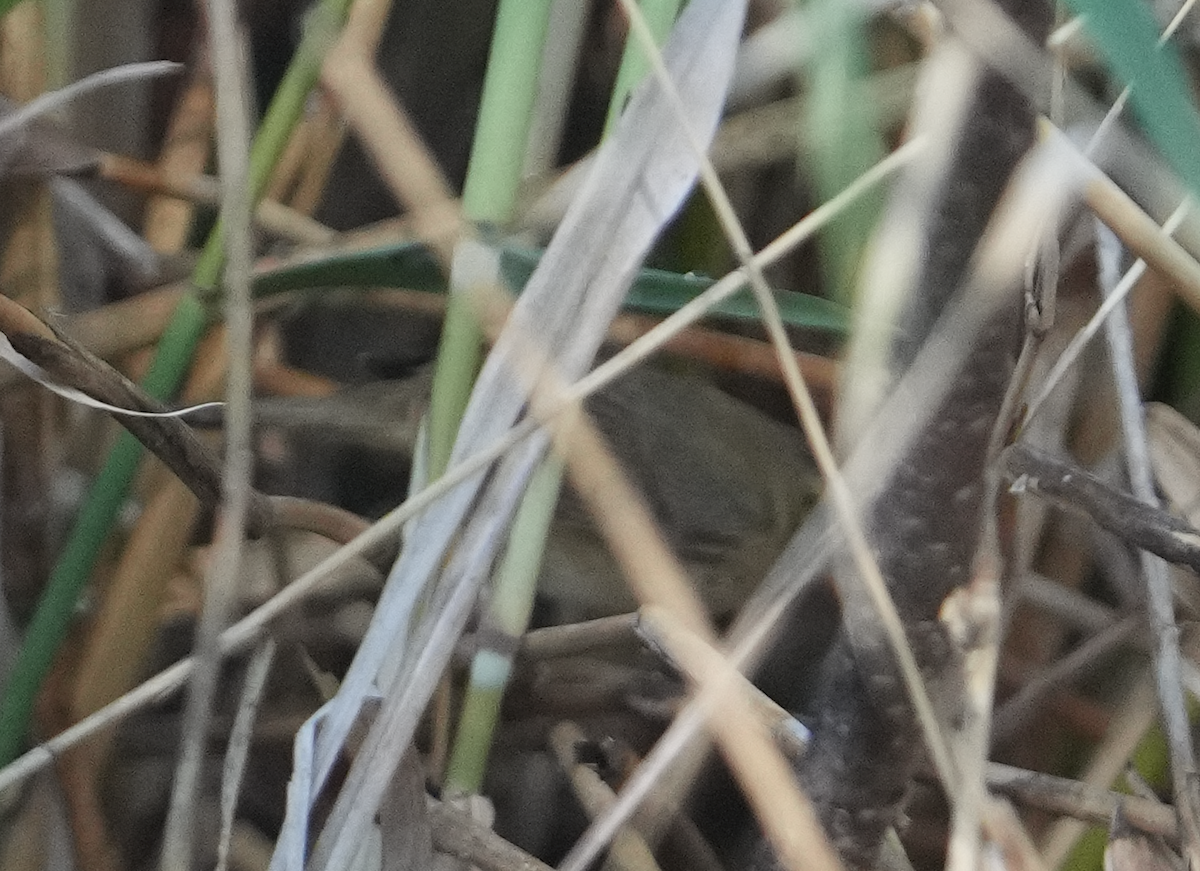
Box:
[1003,443,1200,574]
[791,0,1052,866]
[985,763,1179,842]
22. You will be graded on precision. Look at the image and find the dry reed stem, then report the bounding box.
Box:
[286,0,394,215]
[606,311,839,399]
[288,98,347,216]
[102,152,337,246]
[264,104,312,204]
[270,0,391,215]
[0,0,60,610]
[141,64,215,253]
[0,21,68,861]
[1038,119,1200,314]
[69,481,199,720]
[321,44,463,260]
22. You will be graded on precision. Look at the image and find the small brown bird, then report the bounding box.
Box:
[541,363,819,620]
[214,362,820,620]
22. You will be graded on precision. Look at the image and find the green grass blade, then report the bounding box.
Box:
[1064,0,1200,196]
[803,0,885,304]
[603,0,684,137]
[0,0,354,767]
[424,0,553,479]
[254,240,851,335]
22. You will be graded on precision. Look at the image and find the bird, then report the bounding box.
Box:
[540,362,820,621]
[204,361,821,621]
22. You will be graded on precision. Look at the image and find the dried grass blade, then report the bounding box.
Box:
[215,639,276,871]
[286,2,748,867]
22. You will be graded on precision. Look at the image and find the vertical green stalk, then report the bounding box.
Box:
[0,0,353,766]
[443,456,564,793]
[443,0,681,797]
[42,0,73,92]
[803,0,884,305]
[603,0,683,137]
[425,0,554,478]
[429,0,555,790]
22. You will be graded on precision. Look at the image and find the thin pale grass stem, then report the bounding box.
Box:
[1075,139,1200,307]
[158,0,256,865]
[617,0,957,790]
[216,638,276,871]
[0,144,911,796]
[991,614,1141,740]
[320,50,462,261]
[1098,217,1200,869]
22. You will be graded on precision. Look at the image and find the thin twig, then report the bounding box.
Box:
[519,613,639,660]
[159,0,257,863]
[99,152,337,246]
[427,797,555,871]
[1002,444,1200,575]
[987,762,1179,840]
[991,614,1142,741]
[549,721,665,871]
[1098,216,1200,869]
[215,639,277,871]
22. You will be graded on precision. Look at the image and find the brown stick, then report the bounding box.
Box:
[1003,443,1200,575]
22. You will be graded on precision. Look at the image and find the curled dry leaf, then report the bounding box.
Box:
[1147,402,1200,520]
[1145,402,1200,611]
